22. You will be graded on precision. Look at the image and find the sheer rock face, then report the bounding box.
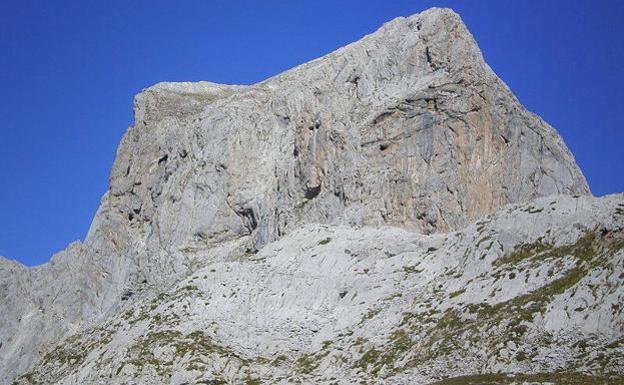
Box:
[0,8,594,384]
[107,8,587,255]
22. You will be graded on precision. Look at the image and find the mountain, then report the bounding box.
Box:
[2,7,622,385]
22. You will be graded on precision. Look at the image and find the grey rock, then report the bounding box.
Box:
[11,194,624,384]
[0,7,608,385]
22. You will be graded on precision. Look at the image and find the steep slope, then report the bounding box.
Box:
[12,194,624,384]
[0,7,596,384]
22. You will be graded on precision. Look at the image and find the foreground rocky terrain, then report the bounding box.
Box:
[1,7,622,385]
[10,194,624,384]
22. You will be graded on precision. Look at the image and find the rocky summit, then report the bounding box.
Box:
[1,7,622,385]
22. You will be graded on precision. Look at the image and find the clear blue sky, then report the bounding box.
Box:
[1,1,623,266]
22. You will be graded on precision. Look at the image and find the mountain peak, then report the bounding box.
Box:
[117,6,587,258]
[1,8,605,384]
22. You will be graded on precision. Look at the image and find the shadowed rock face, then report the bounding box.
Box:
[0,8,598,384]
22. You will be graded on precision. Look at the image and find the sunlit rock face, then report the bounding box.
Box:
[8,195,624,385]
[4,8,620,385]
[107,8,587,256]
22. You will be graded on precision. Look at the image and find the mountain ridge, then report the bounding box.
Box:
[1,8,618,385]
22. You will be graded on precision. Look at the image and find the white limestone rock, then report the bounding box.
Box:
[1,7,614,385]
[11,194,624,384]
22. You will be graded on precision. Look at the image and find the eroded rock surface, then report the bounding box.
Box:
[11,195,624,384]
[1,7,615,385]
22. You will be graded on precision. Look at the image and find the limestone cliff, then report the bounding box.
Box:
[2,8,616,385]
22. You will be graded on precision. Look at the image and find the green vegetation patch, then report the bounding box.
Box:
[448,289,466,299]
[352,328,413,377]
[403,265,423,274]
[318,237,332,245]
[428,372,624,385]
[521,205,544,214]
[494,238,552,267]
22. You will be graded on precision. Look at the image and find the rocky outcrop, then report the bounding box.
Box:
[107,7,588,259]
[0,7,607,385]
[11,194,624,384]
